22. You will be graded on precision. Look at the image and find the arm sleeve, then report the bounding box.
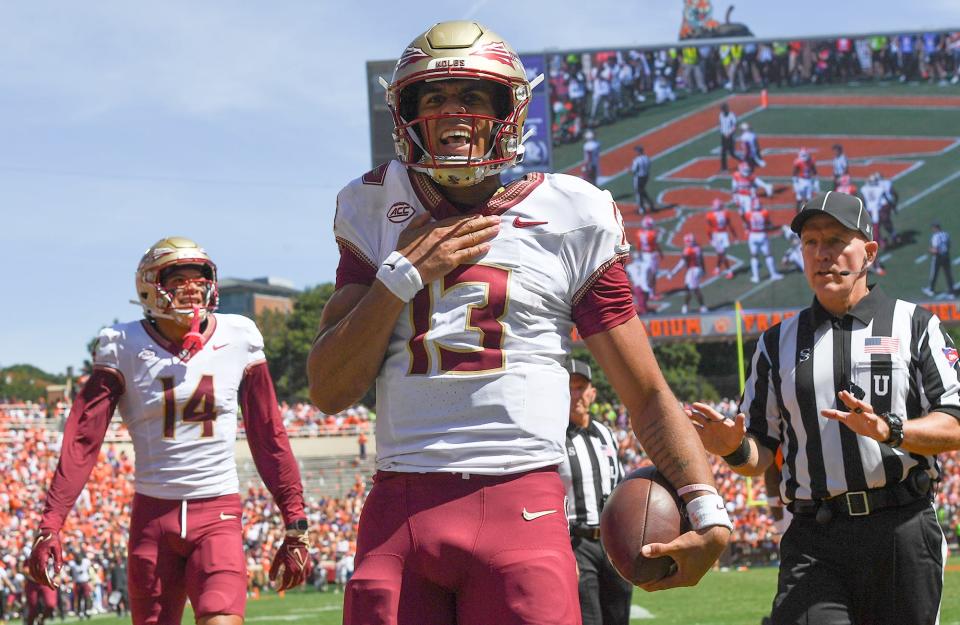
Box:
[240,361,306,526]
[40,367,124,532]
[916,313,960,420]
[740,332,782,451]
[335,241,377,289]
[572,260,636,338]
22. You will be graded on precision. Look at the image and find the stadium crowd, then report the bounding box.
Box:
[1,394,957,618]
[549,31,960,141]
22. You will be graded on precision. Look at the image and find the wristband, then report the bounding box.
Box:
[376,251,424,303]
[686,494,733,531]
[721,437,751,467]
[676,483,719,497]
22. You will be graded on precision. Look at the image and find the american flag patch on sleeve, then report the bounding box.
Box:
[864,336,900,354]
[943,346,959,367]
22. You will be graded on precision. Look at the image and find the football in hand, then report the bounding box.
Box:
[600,465,687,585]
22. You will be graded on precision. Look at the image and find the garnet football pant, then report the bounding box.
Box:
[128,493,246,625]
[344,467,581,625]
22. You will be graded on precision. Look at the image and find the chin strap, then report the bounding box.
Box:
[181,306,205,357]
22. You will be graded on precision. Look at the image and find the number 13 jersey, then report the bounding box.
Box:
[334,162,633,474]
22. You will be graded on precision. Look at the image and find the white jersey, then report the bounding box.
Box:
[861,183,885,222]
[335,161,630,474]
[94,313,265,499]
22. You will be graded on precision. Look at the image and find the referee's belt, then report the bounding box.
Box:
[571,525,601,540]
[788,472,932,519]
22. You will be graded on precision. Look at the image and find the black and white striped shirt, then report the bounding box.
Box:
[833,154,848,178]
[931,230,950,255]
[741,287,960,502]
[631,154,650,179]
[719,110,737,137]
[559,419,625,526]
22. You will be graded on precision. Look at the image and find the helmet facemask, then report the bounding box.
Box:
[153,264,218,327]
[383,21,542,188]
[135,237,219,328]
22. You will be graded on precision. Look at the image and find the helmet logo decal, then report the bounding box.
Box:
[396,46,430,71]
[387,202,416,224]
[469,41,519,68]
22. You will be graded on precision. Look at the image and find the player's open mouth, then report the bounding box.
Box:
[439,129,473,146]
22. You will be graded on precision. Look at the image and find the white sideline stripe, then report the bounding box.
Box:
[898,166,960,210]
[630,604,655,619]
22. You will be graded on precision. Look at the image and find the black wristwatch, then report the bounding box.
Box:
[880,412,904,448]
[285,519,309,535]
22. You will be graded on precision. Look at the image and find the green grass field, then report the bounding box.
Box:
[554,83,960,314]
[75,555,959,624]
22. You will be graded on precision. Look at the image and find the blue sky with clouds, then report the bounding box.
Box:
[3,0,958,374]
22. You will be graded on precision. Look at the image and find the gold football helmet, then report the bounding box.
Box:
[135,237,218,326]
[382,21,543,187]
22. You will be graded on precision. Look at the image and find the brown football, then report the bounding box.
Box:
[600,465,687,585]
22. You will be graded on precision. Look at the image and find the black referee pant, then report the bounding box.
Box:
[572,534,632,625]
[771,497,944,625]
[633,175,654,214]
[720,134,738,171]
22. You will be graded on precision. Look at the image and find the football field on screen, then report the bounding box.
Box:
[81,555,960,624]
[552,84,960,315]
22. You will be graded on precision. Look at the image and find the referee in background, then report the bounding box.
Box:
[718,102,738,172]
[558,359,632,625]
[630,145,654,215]
[690,191,960,625]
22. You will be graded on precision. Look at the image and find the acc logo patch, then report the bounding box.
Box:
[387,202,415,224]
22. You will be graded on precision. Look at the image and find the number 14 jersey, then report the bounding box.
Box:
[334,162,632,475]
[94,313,265,499]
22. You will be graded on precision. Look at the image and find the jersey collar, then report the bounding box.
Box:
[141,315,218,359]
[408,170,545,220]
[811,285,889,327]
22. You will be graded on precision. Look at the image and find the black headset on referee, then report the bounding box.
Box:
[690,191,960,625]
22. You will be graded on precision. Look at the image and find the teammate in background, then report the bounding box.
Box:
[860,174,889,275]
[630,145,654,214]
[731,163,772,214]
[313,21,731,624]
[583,130,600,186]
[779,225,804,274]
[670,233,708,313]
[743,199,785,283]
[875,172,900,246]
[924,222,957,298]
[636,215,665,302]
[706,198,738,279]
[26,237,311,625]
[24,573,57,625]
[834,174,858,198]
[791,148,818,212]
[831,143,848,189]
[738,122,767,170]
[625,252,652,315]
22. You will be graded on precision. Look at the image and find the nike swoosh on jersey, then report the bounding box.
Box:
[219,512,238,521]
[212,343,230,351]
[521,507,557,521]
[513,217,548,228]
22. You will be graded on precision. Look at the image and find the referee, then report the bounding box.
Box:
[718,102,738,172]
[630,145,654,215]
[690,192,960,625]
[558,360,632,625]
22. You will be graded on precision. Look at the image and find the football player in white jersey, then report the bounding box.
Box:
[308,21,731,625]
[27,238,310,625]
